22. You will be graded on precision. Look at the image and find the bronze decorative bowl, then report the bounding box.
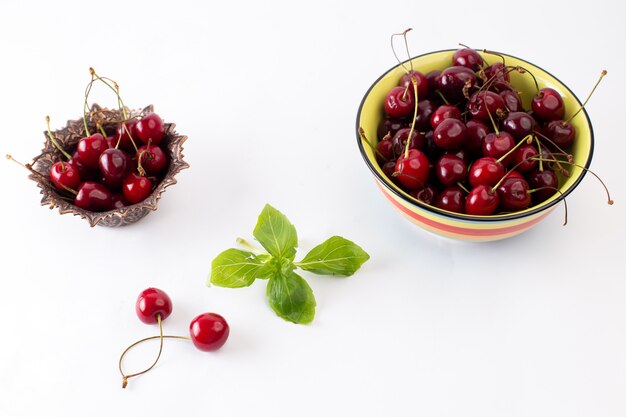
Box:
[28,104,189,227]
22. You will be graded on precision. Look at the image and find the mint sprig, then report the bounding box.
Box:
[208,204,370,324]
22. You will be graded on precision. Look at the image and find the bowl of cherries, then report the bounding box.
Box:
[357,43,611,241]
[11,69,189,227]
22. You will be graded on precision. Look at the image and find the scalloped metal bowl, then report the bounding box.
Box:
[356,50,594,241]
[29,104,189,227]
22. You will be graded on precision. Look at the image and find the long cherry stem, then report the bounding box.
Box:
[390,29,413,74]
[403,77,420,159]
[565,70,607,123]
[45,116,72,160]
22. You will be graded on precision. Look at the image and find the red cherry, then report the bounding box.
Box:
[399,70,428,100]
[391,128,424,157]
[99,148,131,190]
[137,144,168,175]
[122,173,153,204]
[512,144,539,173]
[502,111,536,140]
[409,184,438,205]
[189,313,230,352]
[116,119,139,151]
[433,118,468,150]
[465,119,491,156]
[528,168,559,204]
[136,113,165,146]
[467,91,507,121]
[376,139,394,164]
[49,161,80,192]
[468,157,505,187]
[74,181,112,212]
[135,288,173,324]
[482,132,516,166]
[425,70,441,100]
[496,176,531,212]
[499,90,523,112]
[76,133,107,168]
[394,149,430,190]
[377,117,408,140]
[531,88,565,121]
[384,86,415,118]
[414,100,436,131]
[69,151,97,181]
[435,154,467,186]
[465,185,499,215]
[452,48,484,71]
[430,104,461,129]
[434,186,466,214]
[437,66,477,103]
[110,193,129,210]
[544,120,576,149]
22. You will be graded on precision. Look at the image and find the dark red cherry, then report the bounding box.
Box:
[465,185,499,215]
[135,288,173,324]
[512,144,539,173]
[110,193,129,210]
[49,161,81,192]
[422,131,443,161]
[377,117,408,140]
[467,91,507,121]
[435,154,467,186]
[409,184,438,205]
[531,88,565,121]
[391,128,424,157]
[394,149,430,190]
[137,144,168,175]
[434,186,465,214]
[433,118,468,150]
[466,119,491,156]
[425,70,441,100]
[528,169,559,204]
[122,173,153,204]
[481,62,510,85]
[384,86,415,118]
[76,133,107,169]
[69,152,97,181]
[544,120,576,148]
[497,176,531,212]
[376,139,394,164]
[452,48,484,72]
[500,90,523,112]
[189,312,230,352]
[437,66,478,102]
[414,100,436,131]
[116,119,140,152]
[468,157,505,187]
[99,148,130,190]
[502,111,536,140]
[136,113,165,146]
[482,132,516,166]
[382,160,401,186]
[399,70,428,100]
[430,104,461,129]
[74,181,112,212]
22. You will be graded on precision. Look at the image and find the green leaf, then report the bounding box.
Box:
[266,270,316,324]
[253,204,298,261]
[295,236,370,276]
[210,248,268,288]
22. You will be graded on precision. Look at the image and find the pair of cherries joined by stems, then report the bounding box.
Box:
[119,288,229,389]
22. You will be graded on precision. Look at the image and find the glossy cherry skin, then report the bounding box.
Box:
[512,144,539,173]
[394,149,430,190]
[528,168,559,204]
[531,88,565,121]
[466,119,491,156]
[391,128,424,157]
[468,157,505,187]
[434,186,465,214]
[76,133,107,169]
[414,100,436,132]
[465,185,499,215]
[425,70,441,100]
[435,154,467,186]
[467,91,507,121]
[377,117,407,140]
[452,48,483,71]
[189,312,230,352]
[433,118,467,150]
[74,181,112,212]
[502,111,536,140]
[482,132,516,166]
[136,288,173,324]
[544,120,576,148]
[500,90,523,112]
[116,119,140,152]
[437,66,477,103]
[409,184,438,205]
[481,62,510,85]
[497,176,531,212]
[384,86,415,118]
[382,160,401,186]
[99,148,130,190]
[399,70,428,100]
[110,193,129,210]
[376,139,394,164]
[69,152,97,181]
[430,104,461,129]
[137,144,168,175]
[136,113,165,145]
[49,161,81,192]
[122,173,153,204]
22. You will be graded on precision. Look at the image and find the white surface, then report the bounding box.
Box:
[1,1,625,416]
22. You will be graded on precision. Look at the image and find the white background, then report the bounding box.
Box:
[1,1,625,416]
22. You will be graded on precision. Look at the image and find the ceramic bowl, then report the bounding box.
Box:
[356,49,593,241]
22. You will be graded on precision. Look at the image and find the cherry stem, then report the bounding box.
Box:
[512,65,539,93]
[90,68,128,120]
[390,28,413,74]
[565,70,607,123]
[358,127,388,163]
[482,49,506,65]
[532,129,573,159]
[6,154,77,195]
[45,116,72,160]
[535,136,544,172]
[527,187,568,225]
[236,237,266,255]
[83,72,95,136]
[403,77,420,159]
[456,182,470,193]
[496,134,533,165]
[97,124,108,139]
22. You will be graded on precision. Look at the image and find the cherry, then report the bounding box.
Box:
[391,128,424,157]
[422,130,443,161]
[110,193,129,210]
[482,132,515,166]
[382,160,401,186]
[123,173,153,204]
[394,149,430,190]
[136,113,165,146]
[544,120,576,148]
[434,186,465,214]
[69,151,97,181]
[502,111,536,140]
[527,168,559,204]
[467,90,507,121]
[435,154,467,186]
[465,185,499,215]
[430,104,461,129]
[135,288,173,324]
[468,157,505,187]
[409,184,438,205]
[496,176,531,211]
[415,100,436,131]
[384,86,415,118]
[433,118,468,150]
[512,144,539,173]
[76,133,107,169]
[399,70,428,100]
[376,138,394,164]
[189,312,230,352]
[452,48,483,72]
[377,117,407,140]
[49,161,81,192]
[481,62,510,85]
[99,148,130,190]
[137,144,168,175]
[531,88,565,121]
[425,70,441,100]
[437,66,477,102]
[500,90,523,112]
[466,119,491,156]
[116,119,139,152]
[74,181,112,212]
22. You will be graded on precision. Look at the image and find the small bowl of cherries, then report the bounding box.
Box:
[357,36,611,241]
[10,69,189,227]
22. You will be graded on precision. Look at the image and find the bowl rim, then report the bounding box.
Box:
[356,48,594,222]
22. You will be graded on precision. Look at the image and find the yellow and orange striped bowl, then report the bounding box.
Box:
[356,50,593,241]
